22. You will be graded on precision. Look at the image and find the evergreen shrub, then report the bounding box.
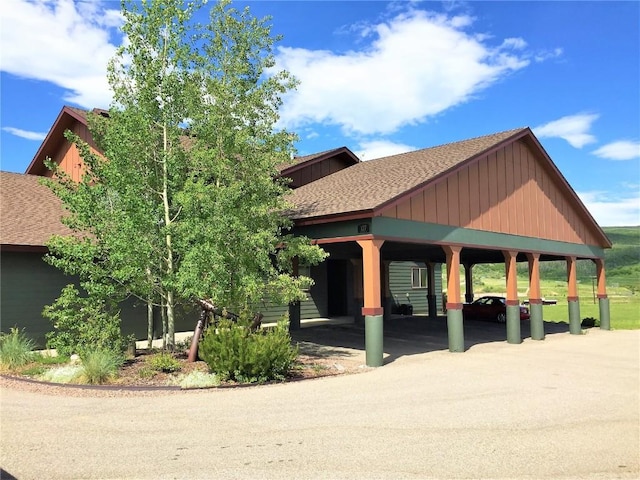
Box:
[198,316,297,383]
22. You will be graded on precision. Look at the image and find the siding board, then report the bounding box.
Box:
[458,166,471,227]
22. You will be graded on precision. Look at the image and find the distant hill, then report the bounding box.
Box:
[601,226,640,292]
[473,226,639,292]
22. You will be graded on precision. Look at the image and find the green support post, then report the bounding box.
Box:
[599,297,611,330]
[288,301,301,331]
[365,314,384,367]
[529,303,545,340]
[447,309,464,352]
[568,300,581,334]
[506,305,522,344]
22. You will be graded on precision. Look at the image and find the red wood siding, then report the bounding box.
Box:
[43,121,96,182]
[381,139,601,246]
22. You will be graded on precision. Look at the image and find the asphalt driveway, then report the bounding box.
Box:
[1,326,638,480]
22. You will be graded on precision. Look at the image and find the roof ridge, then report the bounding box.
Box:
[367,127,529,163]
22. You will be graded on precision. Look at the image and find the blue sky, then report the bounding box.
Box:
[1,0,639,226]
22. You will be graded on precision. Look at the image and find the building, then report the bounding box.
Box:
[0,106,612,365]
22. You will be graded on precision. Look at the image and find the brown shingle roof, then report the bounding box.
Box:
[286,128,528,220]
[0,172,73,248]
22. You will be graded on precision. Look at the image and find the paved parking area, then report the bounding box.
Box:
[1,324,638,480]
[290,315,575,363]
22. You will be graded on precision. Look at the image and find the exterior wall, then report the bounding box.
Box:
[257,263,328,323]
[288,157,353,189]
[388,262,443,315]
[381,139,601,246]
[0,251,193,347]
[1,251,72,347]
[43,121,96,181]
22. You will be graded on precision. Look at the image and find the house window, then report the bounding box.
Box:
[411,267,428,289]
[298,264,311,278]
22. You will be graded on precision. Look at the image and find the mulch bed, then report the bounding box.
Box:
[0,343,367,396]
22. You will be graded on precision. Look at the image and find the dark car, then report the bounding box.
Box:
[462,296,530,323]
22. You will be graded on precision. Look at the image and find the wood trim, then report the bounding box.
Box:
[0,244,49,253]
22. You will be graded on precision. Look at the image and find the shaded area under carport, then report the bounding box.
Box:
[290,316,572,366]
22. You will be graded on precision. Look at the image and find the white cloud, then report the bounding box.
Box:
[275,8,530,136]
[1,127,47,141]
[534,47,563,63]
[356,139,416,160]
[533,113,599,148]
[0,0,121,109]
[578,190,640,227]
[592,141,640,161]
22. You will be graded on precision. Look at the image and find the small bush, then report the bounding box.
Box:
[43,284,125,358]
[145,352,182,373]
[137,367,157,379]
[198,315,298,383]
[176,371,220,389]
[0,327,35,371]
[80,349,123,385]
[39,365,84,384]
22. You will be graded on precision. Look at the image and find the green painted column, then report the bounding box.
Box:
[447,309,464,352]
[365,314,384,367]
[568,299,581,334]
[529,302,545,340]
[506,304,522,344]
[599,297,611,330]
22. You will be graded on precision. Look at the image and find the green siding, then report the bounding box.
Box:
[1,251,71,347]
[0,251,195,347]
[388,262,443,315]
[256,263,328,323]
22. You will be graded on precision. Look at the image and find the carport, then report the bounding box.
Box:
[287,128,612,366]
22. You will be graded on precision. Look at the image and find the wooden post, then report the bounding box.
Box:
[566,256,581,334]
[357,239,385,367]
[443,245,464,352]
[426,262,437,319]
[526,252,544,340]
[503,250,522,344]
[289,256,301,331]
[594,258,610,330]
[463,263,474,304]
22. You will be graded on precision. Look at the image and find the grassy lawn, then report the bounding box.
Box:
[472,277,639,330]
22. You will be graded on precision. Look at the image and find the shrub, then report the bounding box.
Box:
[176,371,220,389]
[0,327,35,371]
[146,352,182,373]
[39,365,84,384]
[80,349,123,385]
[43,284,125,358]
[198,315,298,383]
